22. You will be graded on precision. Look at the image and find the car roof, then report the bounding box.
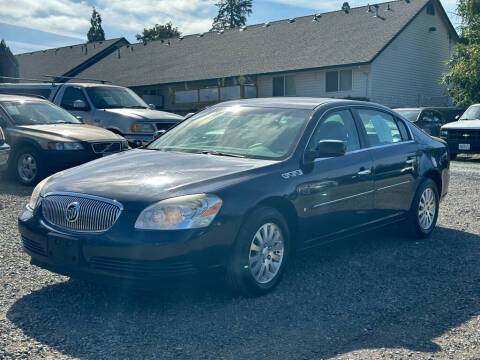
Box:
[214,97,380,110]
[0,94,49,102]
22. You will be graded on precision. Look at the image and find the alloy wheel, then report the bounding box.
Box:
[17,153,37,183]
[248,222,285,284]
[418,187,436,230]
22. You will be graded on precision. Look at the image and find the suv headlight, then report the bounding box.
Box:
[440,129,448,136]
[135,194,222,230]
[48,142,84,150]
[27,176,51,210]
[131,123,155,133]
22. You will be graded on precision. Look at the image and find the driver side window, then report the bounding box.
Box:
[61,87,90,111]
[309,110,361,152]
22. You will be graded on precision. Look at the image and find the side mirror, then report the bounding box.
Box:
[73,99,88,110]
[148,104,156,110]
[0,127,5,146]
[305,140,346,161]
[455,114,460,121]
[153,130,166,140]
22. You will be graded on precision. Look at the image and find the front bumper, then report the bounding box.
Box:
[441,138,480,155]
[123,133,154,147]
[18,206,233,283]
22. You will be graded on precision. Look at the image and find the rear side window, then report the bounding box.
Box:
[61,87,89,110]
[356,109,403,146]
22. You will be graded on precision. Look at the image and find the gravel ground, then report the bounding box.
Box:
[0,160,479,360]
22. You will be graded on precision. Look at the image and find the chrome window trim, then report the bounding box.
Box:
[42,191,124,210]
[304,104,415,161]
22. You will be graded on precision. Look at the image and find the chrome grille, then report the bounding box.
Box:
[445,129,480,142]
[41,193,123,233]
[91,142,121,154]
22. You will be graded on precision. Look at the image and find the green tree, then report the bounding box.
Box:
[87,8,105,42]
[211,0,253,30]
[136,22,181,43]
[442,0,480,106]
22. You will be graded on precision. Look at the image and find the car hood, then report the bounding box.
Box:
[42,149,274,207]
[15,124,123,142]
[442,120,480,130]
[104,108,183,122]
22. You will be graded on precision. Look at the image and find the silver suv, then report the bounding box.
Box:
[0,83,183,146]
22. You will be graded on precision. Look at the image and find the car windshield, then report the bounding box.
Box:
[395,109,421,122]
[86,86,149,109]
[1,100,82,125]
[147,106,312,160]
[459,105,480,120]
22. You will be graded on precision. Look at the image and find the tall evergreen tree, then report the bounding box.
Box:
[441,0,480,106]
[211,0,253,30]
[136,22,181,43]
[87,8,105,43]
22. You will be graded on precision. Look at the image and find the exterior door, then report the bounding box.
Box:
[354,108,418,219]
[59,86,95,124]
[296,109,375,244]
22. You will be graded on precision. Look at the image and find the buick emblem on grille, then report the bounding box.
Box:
[65,202,80,223]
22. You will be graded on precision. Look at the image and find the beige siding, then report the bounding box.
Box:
[370,3,454,107]
[257,66,370,99]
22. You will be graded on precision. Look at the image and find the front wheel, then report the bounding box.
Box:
[227,207,290,296]
[405,178,439,239]
[12,147,43,186]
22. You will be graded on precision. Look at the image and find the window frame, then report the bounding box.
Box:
[352,107,413,148]
[272,75,296,96]
[325,69,353,93]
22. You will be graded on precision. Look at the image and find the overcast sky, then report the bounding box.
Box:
[0,0,460,54]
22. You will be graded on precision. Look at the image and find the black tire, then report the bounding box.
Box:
[10,146,44,186]
[226,207,290,296]
[404,178,439,239]
[450,153,457,161]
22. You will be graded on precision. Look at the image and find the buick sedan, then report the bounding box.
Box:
[18,98,450,296]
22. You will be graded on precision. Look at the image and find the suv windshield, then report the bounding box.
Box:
[395,109,421,122]
[459,105,480,121]
[148,106,312,160]
[1,100,82,125]
[86,86,149,109]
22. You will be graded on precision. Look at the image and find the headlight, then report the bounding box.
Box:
[27,176,51,210]
[131,123,155,133]
[440,129,448,136]
[48,142,84,150]
[135,194,222,230]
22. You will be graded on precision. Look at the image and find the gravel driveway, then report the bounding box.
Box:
[0,161,479,360]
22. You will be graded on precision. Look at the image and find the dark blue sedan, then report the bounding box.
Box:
[18,98,450,296]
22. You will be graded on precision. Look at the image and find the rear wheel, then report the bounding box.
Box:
[11,146,43,186]
[227,207,290,296]
[405,178,439,239]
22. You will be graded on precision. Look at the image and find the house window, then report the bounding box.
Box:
[220,86,241,100]
[244,85,257,98]
[426,2,435,15]
[273,75,296,96]
[175,90,198,104]
[199,88,219,102]
[326,70,353,92]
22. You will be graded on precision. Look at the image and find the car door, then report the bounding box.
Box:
[417,110,435,135]
[353,108,418,220]
[59,86,95,124]
[296,108,375,244]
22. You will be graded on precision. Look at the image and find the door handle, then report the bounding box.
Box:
[406,158,416,165]
[357,169,372,176]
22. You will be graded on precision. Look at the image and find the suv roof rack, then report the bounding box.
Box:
[0,76,57,84]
